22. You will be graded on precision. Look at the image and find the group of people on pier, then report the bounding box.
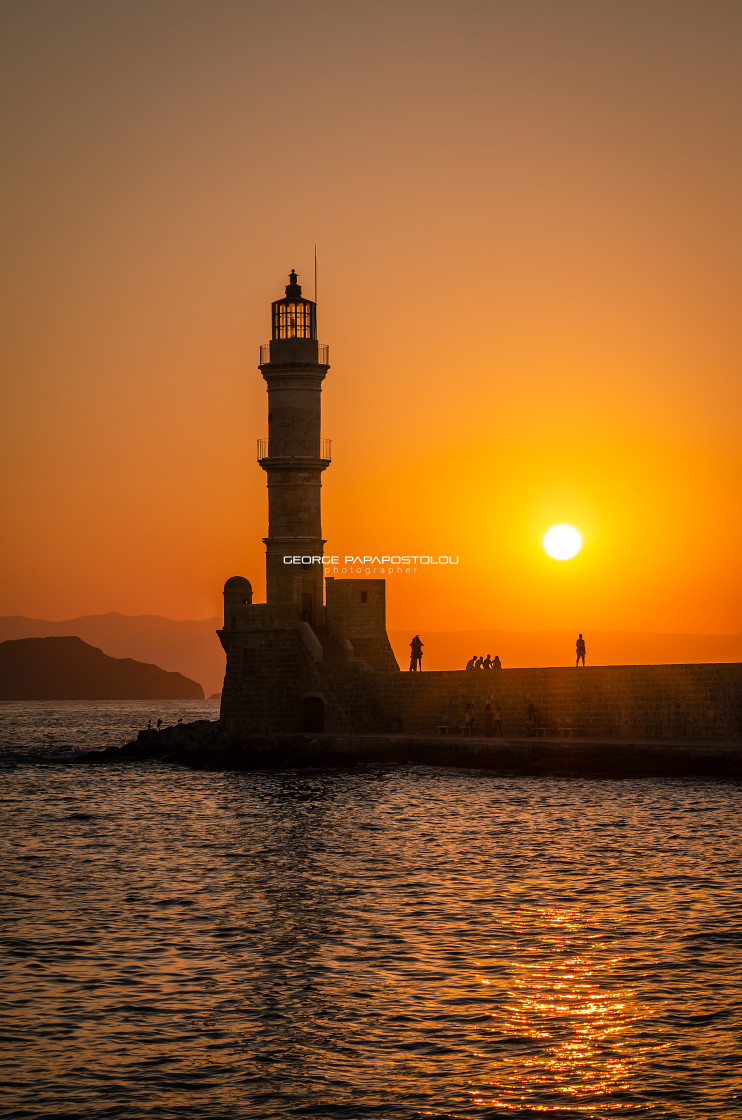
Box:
[463,701,503,737]
[465,653,501,670]
[409,634,587,672]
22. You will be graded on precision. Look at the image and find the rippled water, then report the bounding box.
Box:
[1,703,741,1119]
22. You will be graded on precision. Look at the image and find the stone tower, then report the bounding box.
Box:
[258,270,330,626]
[218,268,398,733]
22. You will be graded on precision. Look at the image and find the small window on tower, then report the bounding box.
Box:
[360,591,368,604]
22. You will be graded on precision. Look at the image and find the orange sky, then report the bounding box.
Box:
[1,0,740,635]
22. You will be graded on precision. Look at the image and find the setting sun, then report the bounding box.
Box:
[543,524,582,561]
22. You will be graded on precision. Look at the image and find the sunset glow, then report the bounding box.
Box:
[0,2,740,645]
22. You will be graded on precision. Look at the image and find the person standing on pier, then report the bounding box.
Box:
[409,634,424,671]
[493,704,503,736]
[576,634,586,666]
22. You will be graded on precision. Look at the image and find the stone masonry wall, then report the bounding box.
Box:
[220,626,306,732]
[325,578,399,671]
[219,620,382,734]
[369,664,742,741]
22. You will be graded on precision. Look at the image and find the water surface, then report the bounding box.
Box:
[1,702,740,1118]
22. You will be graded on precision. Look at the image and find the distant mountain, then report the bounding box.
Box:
[388,629,742,670]
[0,613,223,697]
[0,615,738,690]
[0,637,204,700]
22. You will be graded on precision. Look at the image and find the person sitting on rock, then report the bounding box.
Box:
[493,655,502,669]
[483,654,492,669]
[465,655,476,669]
[474,655,484,669]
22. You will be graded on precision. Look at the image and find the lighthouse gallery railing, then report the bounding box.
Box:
[257,438,331,461]
[259,343,329,365]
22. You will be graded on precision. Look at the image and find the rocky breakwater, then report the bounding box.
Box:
[71,720,742,778]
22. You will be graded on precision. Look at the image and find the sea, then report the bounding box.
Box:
[1,701,741,1120]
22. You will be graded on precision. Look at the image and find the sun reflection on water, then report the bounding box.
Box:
[470,906,667,1113]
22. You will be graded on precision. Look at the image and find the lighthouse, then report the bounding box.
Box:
[214,269,734,745]
[258,269,330,625]
[218,268,398,734]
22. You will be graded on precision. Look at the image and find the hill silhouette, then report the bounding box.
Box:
[0,613,223,696]
[0,614,739,694]
[0,636,204,700]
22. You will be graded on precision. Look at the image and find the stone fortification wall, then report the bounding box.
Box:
[219,625,307,732]
[370,663,742,741]
[218,605,385,733]
[220,599,741,739]
[325,578,399,671]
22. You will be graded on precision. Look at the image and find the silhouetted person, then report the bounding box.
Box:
[465,655,476,670]
[177,717,183,724]
[147,719,152,731]
[485,702,495,736]
[493,655,502,669]
[483,654,492,669]
[525,703,538,737]
[409,634,423,671]
[493,704,503,736]
[474,656,484,669]
[464,702,474,736]
[156,718,162,731]
[576,633,586,667]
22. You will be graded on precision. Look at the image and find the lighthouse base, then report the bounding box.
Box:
[218,578,399,733]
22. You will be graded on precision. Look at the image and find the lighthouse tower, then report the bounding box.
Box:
[258,270,330,625]
[218,268,398,734]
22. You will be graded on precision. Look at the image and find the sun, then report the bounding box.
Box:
[543,524,582,561]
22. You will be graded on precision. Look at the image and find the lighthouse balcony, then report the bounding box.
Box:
[260,341,330,367]
[257,438,331,462]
